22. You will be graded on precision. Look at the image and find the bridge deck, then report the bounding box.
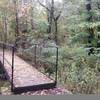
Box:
[0,50,55,94]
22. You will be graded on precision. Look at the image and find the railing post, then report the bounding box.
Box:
[11,46,15,92]
[34,44,37,65]
[55,47,58,85]
[3,43,5,67]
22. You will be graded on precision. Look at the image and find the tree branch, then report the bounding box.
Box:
[54,11,62,21]
[38,0,50,12]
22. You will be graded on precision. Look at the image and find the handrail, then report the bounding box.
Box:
[32,43,59,85]
[22,43,58,84]
[0,42,15,48]
[0,42,15,92]
[0,42,59,90]
[37,57,56,66]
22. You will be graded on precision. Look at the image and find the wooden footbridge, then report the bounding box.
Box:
[0,42,58,94]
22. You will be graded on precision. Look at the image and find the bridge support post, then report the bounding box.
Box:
[3,44,5,67]
[11,46,15,92]
[34,44,37,65]
[55,47,58,85]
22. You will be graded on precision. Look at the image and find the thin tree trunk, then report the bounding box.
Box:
[25,16,28,33]
[4,13,8,43]
[48,0,54,34]
[15,12,19,37]
[30,0,34,30]
[13,0,20,47]
[31,18,34,30]
[54,20,58,45]
[86,0,95,45]
[48,13,53,34]
[2,10,8,43]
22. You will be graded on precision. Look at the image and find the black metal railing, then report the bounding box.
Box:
[0,42,15,92]
[32,44,59,85]
[0,42,59,92]
[22,43,59,84]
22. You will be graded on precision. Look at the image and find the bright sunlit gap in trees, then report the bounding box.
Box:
[55,0,62,2]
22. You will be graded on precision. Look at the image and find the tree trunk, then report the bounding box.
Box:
[15,12,19,37]
[47,0,54,34]
[48,13,53,34]
[25,17,28,33]
[54,20,58,45]
[30,2,34,30]
[31,19,34,30]
[86,0,95,46]
[4,13,8,43]
[13,0,20,47]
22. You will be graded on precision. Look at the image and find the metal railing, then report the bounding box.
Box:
[32,44,59,85]
[0,42,15,92]
[0,42,59,92]
[22,43,59,84]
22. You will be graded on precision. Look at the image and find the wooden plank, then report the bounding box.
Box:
[0,50,55,93]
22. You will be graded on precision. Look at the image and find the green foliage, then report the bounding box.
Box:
[57,46,100,94]
[79,22,100,29]
[36,21,48,34]
[70,32,89,44]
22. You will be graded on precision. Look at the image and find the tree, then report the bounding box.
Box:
[0,0,10,43]
[30,0,35,30]
[38,0,62,44]
[86,0,95,46]
[13,0,19,37]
